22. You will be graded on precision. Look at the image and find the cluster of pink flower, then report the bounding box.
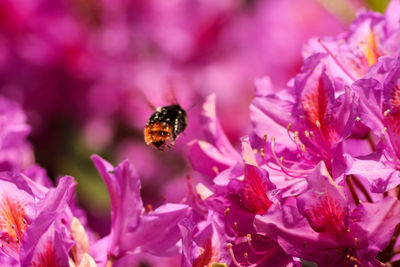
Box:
[1,1,400,267]
[188,0,400,266]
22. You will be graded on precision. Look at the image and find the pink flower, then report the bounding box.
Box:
[255,162,400,266]
[91,155,191,266]
[0,171,77,265]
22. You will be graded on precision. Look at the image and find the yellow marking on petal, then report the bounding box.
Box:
[360,30,379,67]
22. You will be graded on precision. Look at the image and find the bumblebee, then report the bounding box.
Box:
[144,104,187,151]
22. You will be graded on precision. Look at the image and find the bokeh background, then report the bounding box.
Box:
[0,0,389,236]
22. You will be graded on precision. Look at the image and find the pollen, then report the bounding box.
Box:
[0,196,28,247]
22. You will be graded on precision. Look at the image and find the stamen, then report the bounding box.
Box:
[270,137,311,176]
[384,109,391,117]
[318,38,357,82]
[227,242,280,267]
[246,234,268,255]
[227,243,246,267]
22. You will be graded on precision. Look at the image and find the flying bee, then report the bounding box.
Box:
[144,104,187,151]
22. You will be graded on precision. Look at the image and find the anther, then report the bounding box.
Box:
[304,130,310,138]
[259,148,265,158]
[263,134,268,142]
[246,234,252,241]
[300,144,306,152]
[224,208,230,217]
[316,120,321,128]
[287,123,292,131]
[233,222,238,230]
[212,166,219,174]
[355,116,361,121]
[384,109,391,117]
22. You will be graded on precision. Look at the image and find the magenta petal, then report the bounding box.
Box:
[200,94,240,161]
[178,218,195,267]
[254,201,336,263]
[120,204,190,256]
[351,197,400,253]
[91,155,143,256]
[20,176,75,266]
[189,140,237,177]
[352,78,384,137]
[385,0,400,33]
[250,93,296,149]
[345,152,400,192]
[122,203,190,256]
[297,162,349,236]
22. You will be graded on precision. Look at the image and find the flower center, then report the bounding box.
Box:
[240,166,273,215]
[304,194,348,236]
